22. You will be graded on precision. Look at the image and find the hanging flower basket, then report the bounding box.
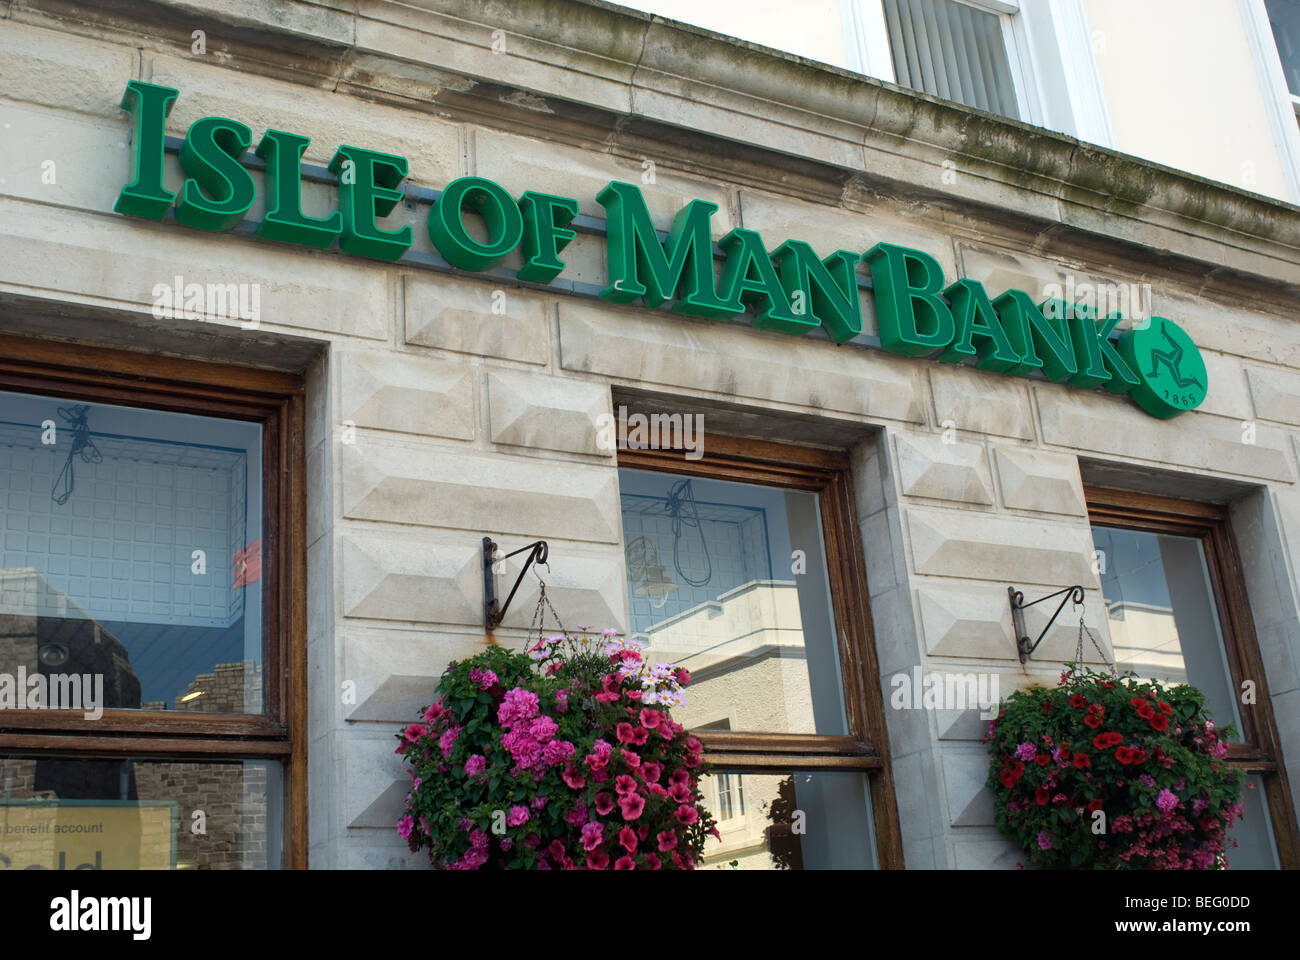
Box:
[395,628,718,869]
[985,664,1244,869]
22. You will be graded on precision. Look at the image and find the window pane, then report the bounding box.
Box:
[0,389,264,714]
[619,469,847,735]
[0,755,282,869]
[701,771,875,869]
[1266,0,1300,97]
[1091,526,1241,739]
[883,0,1020,119]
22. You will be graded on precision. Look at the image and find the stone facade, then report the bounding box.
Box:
[0,0,1297,870]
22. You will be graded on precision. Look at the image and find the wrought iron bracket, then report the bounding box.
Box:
[483,537,549,630]
[1008,585,1084,663]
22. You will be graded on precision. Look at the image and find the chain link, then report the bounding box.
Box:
[1073,603,1116,675]
[526,578,568,648]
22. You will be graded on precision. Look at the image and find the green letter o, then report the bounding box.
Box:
[427,176,524,271]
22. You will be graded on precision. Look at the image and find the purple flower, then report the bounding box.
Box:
[464,754,486,778]
[1036,830,1052,851]
[1016,742,1037,762]
[1156,789,1179,814]
[396,815,414,840]
[507,805,530,827]
[581,821,604,852]
[1139,774,1155,788]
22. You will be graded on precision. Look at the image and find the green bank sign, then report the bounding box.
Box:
[114,81,1207,419]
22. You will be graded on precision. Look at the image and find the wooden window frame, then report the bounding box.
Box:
[0,334,307,869]
[1086,484,1300,869]
[619,434,904,868]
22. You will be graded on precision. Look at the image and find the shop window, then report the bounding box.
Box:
[0,337,306,869]
[618,435,901,869]
[1087,486,1300,869]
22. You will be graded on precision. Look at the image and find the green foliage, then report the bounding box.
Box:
[986,664,1244,869]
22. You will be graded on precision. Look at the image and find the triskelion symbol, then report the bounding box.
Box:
[1147,321,1204,392]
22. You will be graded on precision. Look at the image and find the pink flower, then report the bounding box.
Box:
[616,722,637,745]
[619,792,646,820]
[555,690,568,713]
[403,723,427,743]
[668,781,691,804]
[531,794,548,810]
[1036,831,1052,851]
[641,761,663,783]
[675,804,699,826]
[675,668,691,687]
[685,736,703,755]
[422,699,446,724]
[586,850,610,870]
[565,804,589,827]
[463,754,486,778]
[644,853,662,870]
[615,774,639,797]
[438,725,460,757]
[543,740,575,767]
[529,716,558,742]
[620,749,641,769]
[657,830,678,852]
[639,708,664,729]
[562,765,586,789]
[581,821,604,852]
[614,856,636,870]
[647,783,669,799]
[507,805,530,827]
[396,814,414,840]
[548,839,566,862]
[669,769,690,788]
[618,826,638,853]
[594,792,615,816]
[497,687,539,728]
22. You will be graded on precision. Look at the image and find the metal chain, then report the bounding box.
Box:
[1074,605,1116,675]
[526,580,569,649]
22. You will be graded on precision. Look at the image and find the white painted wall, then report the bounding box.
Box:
[1085,0,1291,200]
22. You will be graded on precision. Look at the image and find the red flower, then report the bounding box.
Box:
[1042,700,1053,714]
[1149,714,1169,732]
[1092,732,1123,750]
[1137,702,1156,720]
[1035,754,1051,766]
[1000,770,1018,789]
[1073,753,1091,769]
[1087,798,1104,812]
[1157,700,1173,716]
[1100,681,1115,689]
[1035,787,1050,806]
[1084,714,1103,728]
[1069,694,1087,708]
[1130,698,1147,709]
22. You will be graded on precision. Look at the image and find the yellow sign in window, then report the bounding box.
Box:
[0,801,176,870]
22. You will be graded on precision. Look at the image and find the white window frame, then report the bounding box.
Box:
[1240,0,1300,202]
[842,0,1115,147]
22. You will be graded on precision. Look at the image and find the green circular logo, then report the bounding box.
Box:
[1117,316,1207,419]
